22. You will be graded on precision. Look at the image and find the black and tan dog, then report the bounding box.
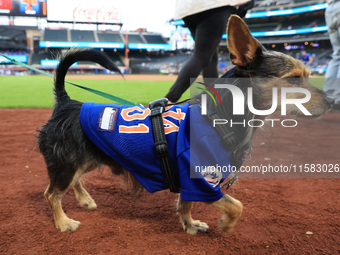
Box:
[38,15,333,235]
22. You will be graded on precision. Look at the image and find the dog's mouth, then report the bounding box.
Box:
[299,114,324,119]
[292,109,328,119]
[286,99,332,118]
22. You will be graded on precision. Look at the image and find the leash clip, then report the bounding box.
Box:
[220,174,238,191]
[242,148,253,162]
[149,98,168,116]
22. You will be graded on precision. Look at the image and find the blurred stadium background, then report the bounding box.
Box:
[0,0,331,76]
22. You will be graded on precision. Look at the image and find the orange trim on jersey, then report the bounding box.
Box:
[119,124,149,133]
[163,119,179,134]
[121,107,150,121]
[119,106,186,134]
[162,108,186,120]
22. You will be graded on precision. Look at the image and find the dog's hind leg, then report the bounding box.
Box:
[209,194,243,233]
[177,196,209,235]
[71,168,97,210]
[43,163,91,232]
[44,182,80,232]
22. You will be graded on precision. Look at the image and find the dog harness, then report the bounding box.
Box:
[149,98,180,193]
[80,103,234,202]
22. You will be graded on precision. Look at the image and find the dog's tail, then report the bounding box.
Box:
[54,49,122,103]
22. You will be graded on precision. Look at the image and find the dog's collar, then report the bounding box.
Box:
[205,110,246,191]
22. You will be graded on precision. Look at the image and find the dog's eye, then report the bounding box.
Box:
[287,76,301,85]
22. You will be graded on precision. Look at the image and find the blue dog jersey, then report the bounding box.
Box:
[80,103,233,202]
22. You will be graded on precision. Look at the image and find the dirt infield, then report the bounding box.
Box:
[0,109,339,255]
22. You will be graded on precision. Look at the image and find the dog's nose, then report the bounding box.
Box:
[324,96,335,108]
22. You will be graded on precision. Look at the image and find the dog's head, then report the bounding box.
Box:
[225,15,334,117]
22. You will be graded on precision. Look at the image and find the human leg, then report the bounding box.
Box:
[202,49,219,83]
[165,7,233,102]
[323,2,340,104]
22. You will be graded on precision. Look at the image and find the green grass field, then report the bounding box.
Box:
[0,75,186,108]
[0,75,324,108]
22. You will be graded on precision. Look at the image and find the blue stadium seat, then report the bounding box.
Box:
[70,30,95,42]
[44,29,68,42]
[97,33,124,43]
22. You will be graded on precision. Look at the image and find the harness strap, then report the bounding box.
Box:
[149,98,180,193]
[207,113,239,151]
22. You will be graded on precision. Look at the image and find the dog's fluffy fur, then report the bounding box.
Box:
[38,15,333,234]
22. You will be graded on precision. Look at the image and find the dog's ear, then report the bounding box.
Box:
[227,15,259,67]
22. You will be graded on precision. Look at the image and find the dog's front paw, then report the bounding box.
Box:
[218,219,233,233]
[218,214,237,233]
[184,220,209,235]
[56,217,80,232]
